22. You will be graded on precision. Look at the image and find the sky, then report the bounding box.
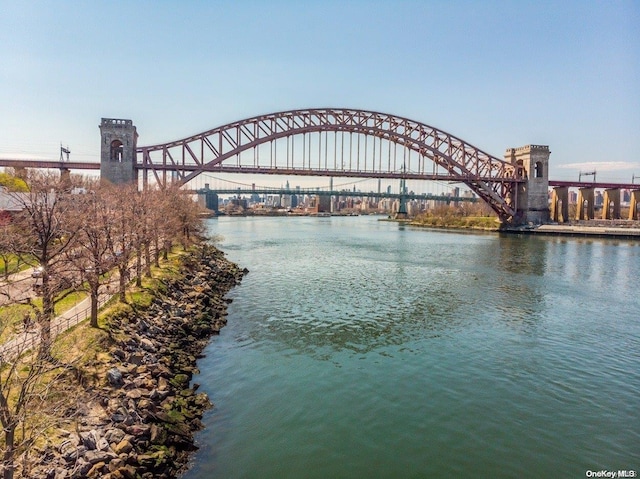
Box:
[1,0,639,186]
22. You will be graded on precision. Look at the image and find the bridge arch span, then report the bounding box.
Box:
[136,108,524,221]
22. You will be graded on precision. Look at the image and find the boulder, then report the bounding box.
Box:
[83,449,117,465]
[107,368,124,387]
[79,430,98,451]
[114,439,133,455]
[104,428,126,445]
[38,245,245,479]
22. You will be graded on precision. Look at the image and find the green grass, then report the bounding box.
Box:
[0,304,33,342]
[53,291,88,315]
[0,254,30,277]
[0,291,88,343]
[411,215,501,230]
[1,245,186,347]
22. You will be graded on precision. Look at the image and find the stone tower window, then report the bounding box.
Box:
[535,161,544,178]
[111,140,123,162]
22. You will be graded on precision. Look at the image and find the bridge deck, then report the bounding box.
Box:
[549,180,639,189]
[2,159,638,191]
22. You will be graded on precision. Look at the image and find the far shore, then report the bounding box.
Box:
[209,210,640,239]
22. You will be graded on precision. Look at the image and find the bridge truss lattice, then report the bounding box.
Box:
[137,108,524,221]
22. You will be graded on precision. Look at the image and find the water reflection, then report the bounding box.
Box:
[494,233,548,276]
[230,228,547,357]
[239,278,465,358]
[190,217,640,479]
[217,219,639,359]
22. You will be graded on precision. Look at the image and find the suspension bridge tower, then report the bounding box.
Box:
[100,118,138,185]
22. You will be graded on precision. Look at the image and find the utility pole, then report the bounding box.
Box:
[579,170,596,183]
[60,144,71,162]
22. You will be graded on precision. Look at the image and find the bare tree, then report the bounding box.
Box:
[0,311,90,479]
[67,181,117,327]
[0,224,25,282]
[155,187,181,260]
[103,184,138,303]
[131,190,150,288]
[164,185,205,250]
[8,171,81,359]
[146,189,166,268]
[0,334,67,479]
[0,181,28,281]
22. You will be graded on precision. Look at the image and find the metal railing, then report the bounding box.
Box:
[1,246,163,362]
[51,295,111,338]
[0,294,112,362]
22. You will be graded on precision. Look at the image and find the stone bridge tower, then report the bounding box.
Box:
[505,145,550,224]
[100,118,138,185]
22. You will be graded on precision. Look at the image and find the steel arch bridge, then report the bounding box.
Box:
[137,108,524,221]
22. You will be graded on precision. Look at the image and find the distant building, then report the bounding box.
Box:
[231,197,248,209]
[569,190,578,205]
[318,195,331,213]
[205,192,219,211]
[595,191,604,207]
[0,187,26,225]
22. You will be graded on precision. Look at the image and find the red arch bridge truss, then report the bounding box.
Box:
[137,108,524,222]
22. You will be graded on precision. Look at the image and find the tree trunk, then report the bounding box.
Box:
[90,282,99,328]
[135,247,142,287]
[118,264,127,303]
[144,241,151,278]
[38,276,54,360]
[154,237,160,267]
[1,255,9,280]
[3,424,15,479]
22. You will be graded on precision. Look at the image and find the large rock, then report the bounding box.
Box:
[39,245,246,479]
[107,368,124,387]
[79,430,98,451]
[114,439,133,454]
[83,449,117,465]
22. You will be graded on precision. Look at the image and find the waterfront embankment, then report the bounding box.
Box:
[513,223,640,238]
[25,244,246,479]
[407,216,640,238]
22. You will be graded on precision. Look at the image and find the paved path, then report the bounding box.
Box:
[1,251,162,361]
[0,267,37,306]
[0,291,113,361]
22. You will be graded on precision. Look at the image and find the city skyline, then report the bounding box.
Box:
[1,1,638,185]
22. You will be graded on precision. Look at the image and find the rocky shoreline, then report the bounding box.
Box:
[29,244,246,479]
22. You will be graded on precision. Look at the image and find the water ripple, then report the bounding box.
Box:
[183,217,640,479]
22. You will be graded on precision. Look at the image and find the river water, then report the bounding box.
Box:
[181,216,640,478]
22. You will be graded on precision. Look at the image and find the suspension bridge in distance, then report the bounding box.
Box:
[191,186,477,203]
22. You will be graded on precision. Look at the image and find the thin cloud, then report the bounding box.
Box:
[557,161,640,171]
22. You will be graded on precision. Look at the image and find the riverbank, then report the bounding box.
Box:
[504,223,640,238]
[407,215,501,231]
[404,216,640,239]
[22,244,246,479]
